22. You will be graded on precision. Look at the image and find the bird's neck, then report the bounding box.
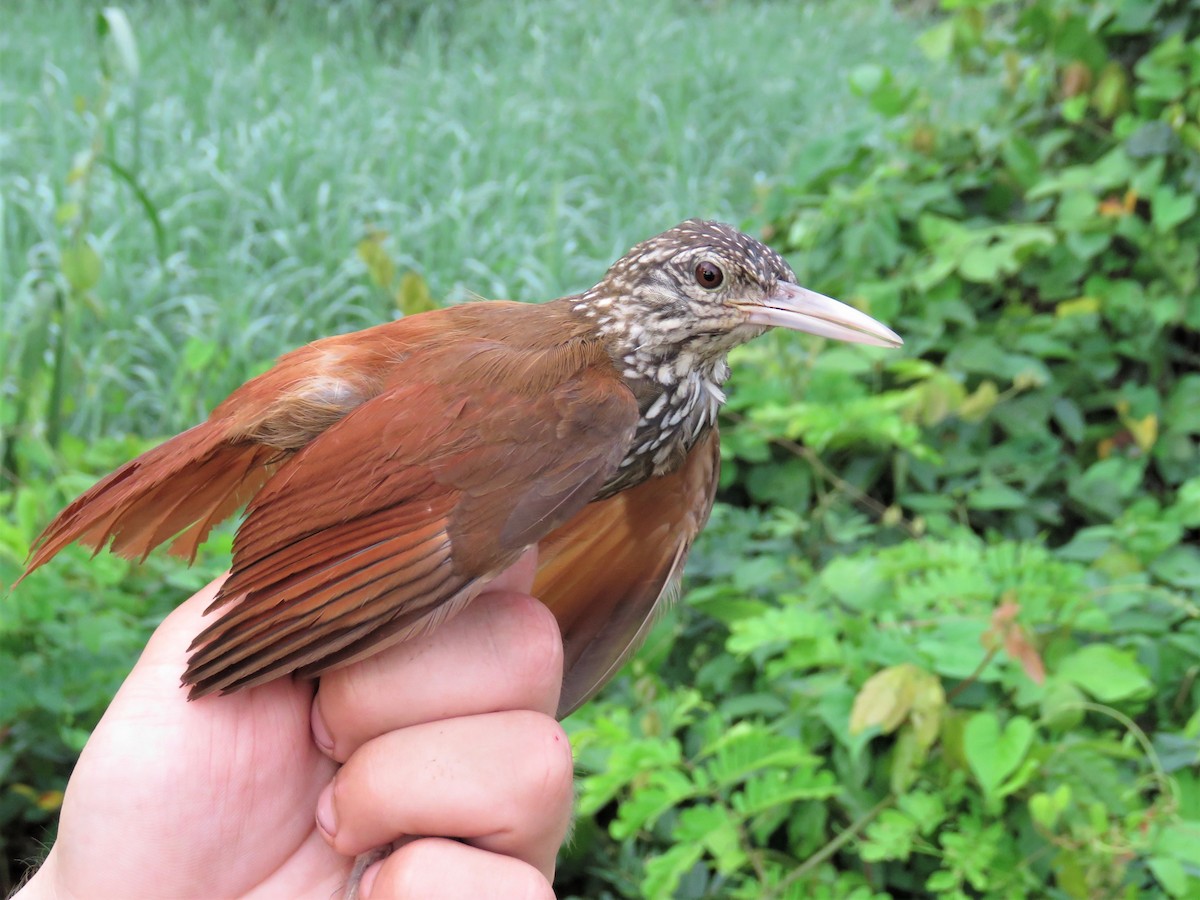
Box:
[591,363,726,499]
[567,292,731,496]
[568,287,731,391]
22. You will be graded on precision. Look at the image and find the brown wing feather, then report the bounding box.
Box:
[19,301,585,581]
[19,323,408,577]
[186,496,462,695]
[19,426,274,574]
[182,352,638,698]
[535,428,720,717]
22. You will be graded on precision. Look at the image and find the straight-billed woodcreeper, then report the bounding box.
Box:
[22,220,902,717]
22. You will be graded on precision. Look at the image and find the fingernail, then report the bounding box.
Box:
[358,861,382,899]
[316,781,338,839]
[311,699,335,755]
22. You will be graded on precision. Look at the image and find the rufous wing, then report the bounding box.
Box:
[183,360,639,698]
[19,427,278,573]
[19,323,412,576]
[536,428,720,717]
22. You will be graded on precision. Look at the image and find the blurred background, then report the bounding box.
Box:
[2,0,1198,896]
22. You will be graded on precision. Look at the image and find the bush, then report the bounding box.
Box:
[558,1,1200,897]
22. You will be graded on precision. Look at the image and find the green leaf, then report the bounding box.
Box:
[850,664,919,735]
[732,766,839,817]
[702,725,817,788]
[356,230,396,291]
[96,7,140,78]
[642,842,703,899]
[848,63,886,96]
[1040,679,1086,731]
[1068,457,1145,519]
[1147,856,1188,897]
[182,338,217,372]
[397,270,438,316]
[1150,544,1200,588]
[968,478,1028,511]
[1028,784,1071,830]
[958,243,1008,283]
[675,804,746,874]
[1126,120,1176,158]
[1151,186,1197,233]
[1061,94,1089,123]
[96,156,167,261]
[861,808,918,862]
[61,236,102,292]
[849,663,943,759]
[963,712,1035,798]
[1056,644,1153,702]
[1000,136,1042,190]
[917,20,955,61]
[1153,821,1200,868]
[897,790,947,835]
[727,605,840,662]
[54,201,80,226]
[847,63,916,116]
[611,768,696,839]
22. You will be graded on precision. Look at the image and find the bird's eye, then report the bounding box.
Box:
[694,261,724,290]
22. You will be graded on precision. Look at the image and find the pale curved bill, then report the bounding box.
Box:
[743,282,904,348]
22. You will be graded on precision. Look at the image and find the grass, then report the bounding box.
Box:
[2,0,935,441]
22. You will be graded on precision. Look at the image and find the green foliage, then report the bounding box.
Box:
[558,0,1200,897]
[564,525,1199,897]
[0,0,922,448]
[760,0,1200,547]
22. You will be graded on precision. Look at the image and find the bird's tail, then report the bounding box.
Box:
[20,424,279,581]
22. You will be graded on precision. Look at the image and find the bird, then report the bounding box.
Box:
[21,219,901,717]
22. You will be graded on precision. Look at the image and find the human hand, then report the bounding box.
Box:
[17,548,571,899]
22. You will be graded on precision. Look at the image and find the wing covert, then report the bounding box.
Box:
[184,352,638,698]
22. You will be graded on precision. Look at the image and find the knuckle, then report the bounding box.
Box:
[518,713,574,810]
[504,595,565,706]
[379,840,554,900]
[505,865,557,900]
[381,840,439,897]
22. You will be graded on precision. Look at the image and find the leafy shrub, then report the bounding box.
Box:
[559,0,1200,897]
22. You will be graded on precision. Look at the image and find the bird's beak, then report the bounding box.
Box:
[741,282,903,348]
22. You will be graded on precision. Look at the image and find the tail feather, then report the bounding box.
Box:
[168,446,277,560]
[21,424,278,580]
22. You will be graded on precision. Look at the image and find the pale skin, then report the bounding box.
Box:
[16,548,572,900]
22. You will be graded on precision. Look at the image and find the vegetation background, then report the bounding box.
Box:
[2,0,1198,896]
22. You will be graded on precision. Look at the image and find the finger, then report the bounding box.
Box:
[313,591,563,761]
[358,838,553,900]
[316,710,573,877]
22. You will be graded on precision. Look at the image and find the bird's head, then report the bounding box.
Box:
[580,219,901,370]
